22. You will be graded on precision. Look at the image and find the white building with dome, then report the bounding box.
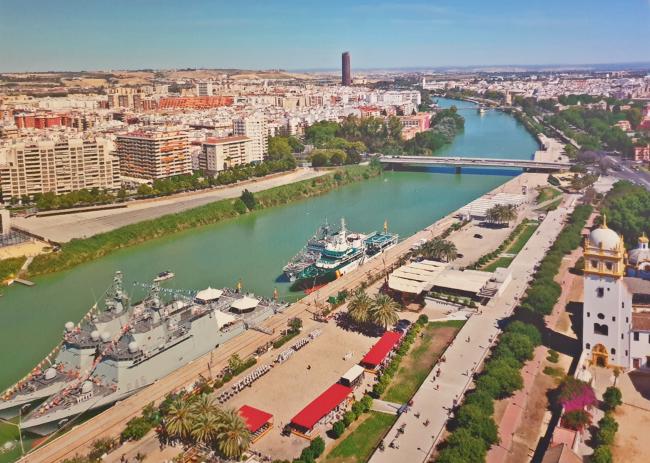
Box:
[583,217,650,370]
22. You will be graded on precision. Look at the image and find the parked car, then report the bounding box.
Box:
[473,233,483,239]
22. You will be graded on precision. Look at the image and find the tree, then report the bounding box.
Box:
[505,321,542,346]
[268,136,292,160]
[329,149,347,166]
[347,289,373,324]
[455,404,499,446]
[421,237,458,262]
[438,428,488,463]
[137,184,154,197]
[163,396,194,440]
[240,189,256,210]
[216,408,251,459]
[369,294,400,329]
[191,408,220,445]
[602,386,622,412]
[331,420,345,438]
[310,151,328,167]
[228,353,243,373]
[497,332,535,362]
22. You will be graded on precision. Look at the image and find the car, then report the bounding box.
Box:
[473,233,483,239]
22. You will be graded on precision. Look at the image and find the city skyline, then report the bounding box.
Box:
[0,0,649,72]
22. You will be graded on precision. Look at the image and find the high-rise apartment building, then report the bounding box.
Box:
[116,129,191,180]
[342,52,352,86]
[0,136,120,199]
[195,81,213,97]
[199,136,252,174]
[233,115,268,163]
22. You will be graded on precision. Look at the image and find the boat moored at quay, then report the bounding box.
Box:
[7,274,287,435]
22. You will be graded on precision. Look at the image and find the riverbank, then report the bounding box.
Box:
[25,165,381,278]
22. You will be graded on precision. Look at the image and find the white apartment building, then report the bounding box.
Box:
[199,136,252,174]
[233,115,268,163]
[195,81,213,97]
[582,219,650,370]
[0,136,120,199]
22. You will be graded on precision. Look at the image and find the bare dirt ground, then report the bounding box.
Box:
[611,404,650,463]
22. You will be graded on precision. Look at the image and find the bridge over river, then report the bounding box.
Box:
[378,155,572,173]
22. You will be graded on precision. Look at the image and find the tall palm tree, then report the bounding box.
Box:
[347,289,373,324]
[438,240,458,262]
[191,408,221,445]
[191,394,218,417]
[163,396,194,440]
[216,408,251,459]
[501,204,517,225]
[370,294,401,330]
[420,237,458,262]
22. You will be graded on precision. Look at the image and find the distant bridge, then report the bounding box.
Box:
[378,155,572,173]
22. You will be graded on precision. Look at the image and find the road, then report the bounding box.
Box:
[604,156,650,190]
[378,155,571,171]
[368,195,580,463]
[12,168,326,243]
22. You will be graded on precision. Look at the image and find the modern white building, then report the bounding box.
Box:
[582,218,650,370]
[233,115,268,163]
[195,81,213,97]
[199,136,252,174]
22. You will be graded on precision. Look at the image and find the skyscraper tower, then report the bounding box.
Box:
[341,52,351,86]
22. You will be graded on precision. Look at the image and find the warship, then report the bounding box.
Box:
[0,272,131,419]
[17,275,287,435]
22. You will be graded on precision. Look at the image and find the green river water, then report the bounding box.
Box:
[0,98,539,391]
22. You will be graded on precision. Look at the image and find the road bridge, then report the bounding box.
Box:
[378,155,572,173]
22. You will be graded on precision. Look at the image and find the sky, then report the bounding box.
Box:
[0,0,649,72]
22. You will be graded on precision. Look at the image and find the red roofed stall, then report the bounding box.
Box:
[238,405,273,442]
[290,383,353,438]
[360,331,402,372]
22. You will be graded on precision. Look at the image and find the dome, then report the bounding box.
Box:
[629,247,650,266]
[81,381,94,394]
[100,332,111,342]
[128,341,139,353]
[90,330,100,341]
[64,322,75,332]
[44,368,57,380]
[589,217,621,251]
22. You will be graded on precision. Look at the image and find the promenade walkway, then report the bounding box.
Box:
[368,196,579,463]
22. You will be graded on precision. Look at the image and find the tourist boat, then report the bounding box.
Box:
[153,271,175,282]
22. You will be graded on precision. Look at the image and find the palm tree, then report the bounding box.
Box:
[370,294,400,330]
[438,240,458,262]
[501,204,517,225]
[191,394,218,417]
[216,408,251,459]
[420,237,458,262]
[163,396,194,440]
[347,289,373,324]
[191,408,221,445]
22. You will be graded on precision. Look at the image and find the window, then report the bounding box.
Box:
[587,312,591,317]
[627,317,629,323]
[596,287,605,298]
[622,333,625,340]
[635,332,640,341]
[606,262,613,271]
[611,348,616,355]
[591,260,598,268]
[622,302,625,308]
[594,323,609,336]
[597,313,605,320]
[626,350,628,356]
[586,343,591,350]
[612,316,616,321]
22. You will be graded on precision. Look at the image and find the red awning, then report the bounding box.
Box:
[290,383,353,430]
[238,405,273,433]
[361,331,402,368]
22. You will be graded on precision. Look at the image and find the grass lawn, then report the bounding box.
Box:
[536,187,562,203]
[506,223,538,254]
[483,256,514,272]
[382,320,464,404]
[325,412,396,463]
[537,197,562,212]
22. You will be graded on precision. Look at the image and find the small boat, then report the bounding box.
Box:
[153,271,175,283]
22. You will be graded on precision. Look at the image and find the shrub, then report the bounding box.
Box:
[417,314,429,325]
[120,416,153,442]
[561,410,592,431]
[591,445,613,463]
[88,437,118,460]
[299,447,315,462]
[343,411,356,427]
[240,189,256,210]
[602,386,622,412]
[331,420,345,438]
[309,436,325,457]
[547,349,559,363]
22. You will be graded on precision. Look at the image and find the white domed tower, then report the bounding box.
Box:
[627,233,650,279]
[583,216,632,368]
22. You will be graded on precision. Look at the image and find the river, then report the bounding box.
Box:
[0,98,538,391]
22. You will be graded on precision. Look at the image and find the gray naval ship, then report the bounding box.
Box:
[19,274,287,435]
[0,272,131,419]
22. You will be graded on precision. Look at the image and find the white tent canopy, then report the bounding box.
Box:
[341,365,365,384]
[231,296,259,312]
[195,287,223,302]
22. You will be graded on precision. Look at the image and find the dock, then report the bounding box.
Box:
[14,278,35,287]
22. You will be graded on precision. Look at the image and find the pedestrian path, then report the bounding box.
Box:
[371,399,402,415]
[369,203,575,463]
